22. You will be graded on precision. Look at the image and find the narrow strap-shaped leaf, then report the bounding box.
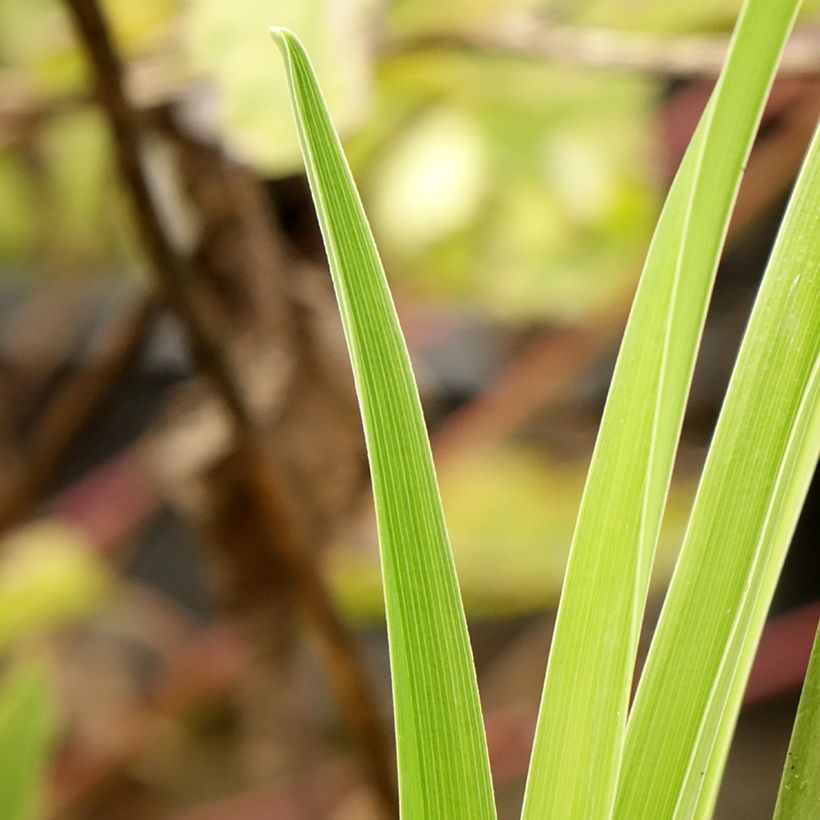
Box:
[521,2,801,817]
[774,621,820,820]
[616,123,820,819]
[0,663,55,820]
[271,29,496,819]
[690,647,750,820]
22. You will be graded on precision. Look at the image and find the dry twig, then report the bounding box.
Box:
[386,18,820,77]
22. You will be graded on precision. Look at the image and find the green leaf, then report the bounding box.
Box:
[521,1,801,817]
[0,663,55,820]
[271,28,495,819]
[615,122,820,819]
[774,621,820,820]
[690,649,749,819]
[327,449,693,623]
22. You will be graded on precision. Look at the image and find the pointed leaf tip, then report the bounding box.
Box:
[269,26,297,52]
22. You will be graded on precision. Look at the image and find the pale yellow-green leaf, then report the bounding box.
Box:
[370,106,488,250]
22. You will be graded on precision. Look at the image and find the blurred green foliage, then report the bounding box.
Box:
[0,521,109,649]
[3,0,815,308]
[577,0,820,33]
[358,55,656,320]
[0,0,176,94]
[0,662,55,820]
[0,0,816,616]
[0,520,107,820]
[0,154,38,262]
[329,447,694,621]
[187,0,372,173]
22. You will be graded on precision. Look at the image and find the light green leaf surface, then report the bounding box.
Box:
[0,663,55,820]
[521,1,801,817]
[615,123,820,820]
[271,29,495,819]
[774,621,820,820]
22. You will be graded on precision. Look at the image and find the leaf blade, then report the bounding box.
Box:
[774,621,820,820]
[521,2,801,817]
[0,663,55,820]
[616,122,820,819]
[271,28,496,819]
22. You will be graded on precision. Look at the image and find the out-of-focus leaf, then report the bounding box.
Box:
[0,154,38,264]
[370,105,488,249]
[39,108,125,273]
[188,0,372,174]
[0,0,79,92]
[0,663,55,820]
[576,0,742,33]
[0,0,177,95]
[386,0,536,36]
[361,57,657,321]
[0,109,130,273]
[774,622,820,819]
[0,521,110,649]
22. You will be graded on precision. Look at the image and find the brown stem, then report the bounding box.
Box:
[0,296,157,535]
[431,310,625,462]
[61,0,397,812]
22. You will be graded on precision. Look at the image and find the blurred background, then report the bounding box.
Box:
[0,0,818,818]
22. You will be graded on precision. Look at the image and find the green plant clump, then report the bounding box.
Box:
[271,0,820,814]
